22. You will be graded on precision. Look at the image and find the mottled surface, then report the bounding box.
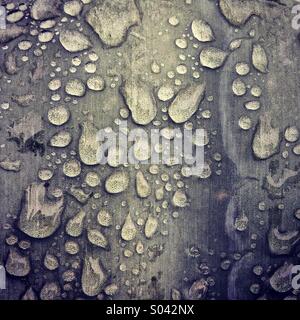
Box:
[0,0,300,300]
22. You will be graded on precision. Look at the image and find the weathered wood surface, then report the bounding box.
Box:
[0,0,300,300]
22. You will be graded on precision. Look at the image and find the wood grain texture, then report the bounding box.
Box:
[0,0,299,300]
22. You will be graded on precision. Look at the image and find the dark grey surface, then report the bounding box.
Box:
[0,0,299,300]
